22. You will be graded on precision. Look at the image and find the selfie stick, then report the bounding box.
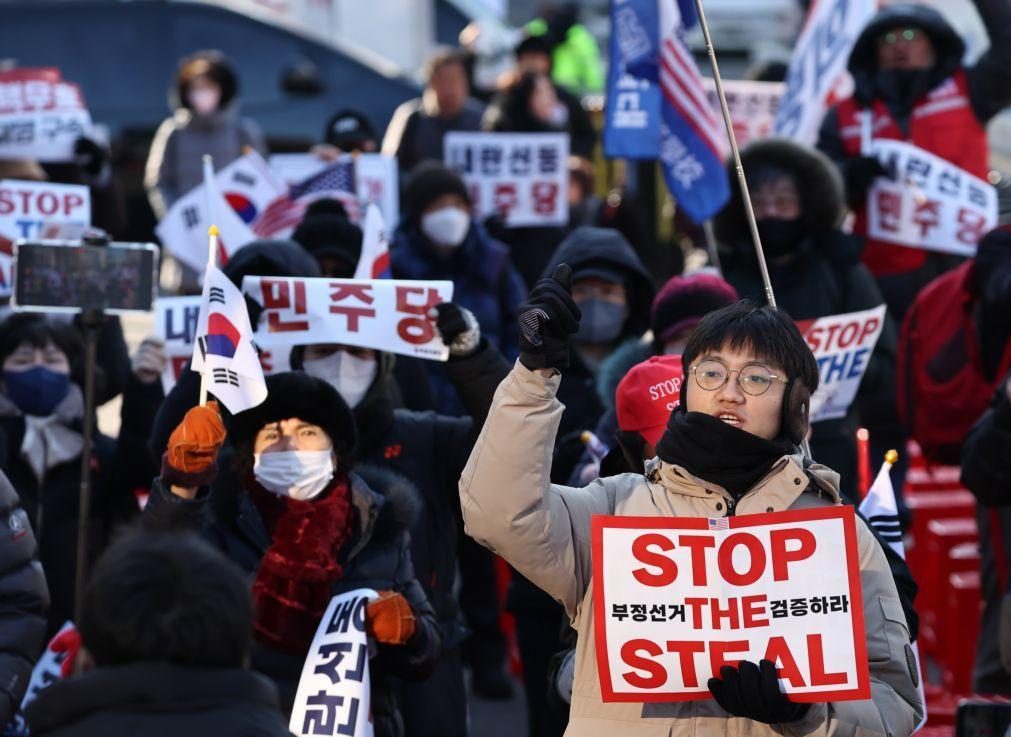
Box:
[691,0,776,308]
[198,223,219,407]
[73,232,107,623]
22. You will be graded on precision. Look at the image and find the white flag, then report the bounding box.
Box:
[354,202,391,280]
[858,455,927,731]
[155,153,276,272]
[191,264,267,414]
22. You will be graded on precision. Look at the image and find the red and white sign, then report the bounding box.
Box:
[0,68,93,162]
[242,277,453,361]
[703,79,784,148]
[445,132,569,227]
[797,305,887,423]
[591,506,868,702]
[867,140,997,256]
[0,179,91,299]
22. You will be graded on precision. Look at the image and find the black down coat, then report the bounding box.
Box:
[142,466,441,737]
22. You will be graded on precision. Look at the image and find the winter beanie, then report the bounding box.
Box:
[651,273,739,346]
[404,162,470,221]
[291,213,363,269]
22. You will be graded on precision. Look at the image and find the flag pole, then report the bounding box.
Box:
[690,0,776,308]
[198,223,219,407]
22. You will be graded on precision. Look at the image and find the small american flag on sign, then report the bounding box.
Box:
[708,518,729,531]
[253,160,360,237]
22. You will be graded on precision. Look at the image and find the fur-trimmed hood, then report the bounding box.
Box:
[713,138,845,251]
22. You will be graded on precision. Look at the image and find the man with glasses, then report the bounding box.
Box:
[817,0,1011,322]
[460,269,922,736]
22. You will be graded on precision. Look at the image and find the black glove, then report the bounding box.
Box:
[844,155,888,206]
[518,263,581,371]
[74,136,109,181]
[708,659,811,724]
[430,302,481,357]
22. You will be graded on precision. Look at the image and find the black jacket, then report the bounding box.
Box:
[0,470,49,726]
[142,470,440,737]
[25,663,292,737]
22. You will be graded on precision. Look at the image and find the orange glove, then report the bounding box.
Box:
[161,401,226,488]
[366,591,416,645]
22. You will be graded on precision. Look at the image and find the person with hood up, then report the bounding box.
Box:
[144,50,266,220]
[286,305,512,733]
[391,162,526,417]
[142,373,441,736]
[0,314,130,634]
[714,138,898,503]
[461,282,923,736]
[817,0,1011,321]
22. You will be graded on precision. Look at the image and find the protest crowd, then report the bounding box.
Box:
[1,0,1011,736]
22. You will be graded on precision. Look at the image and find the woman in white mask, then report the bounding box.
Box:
[145,371,441,735]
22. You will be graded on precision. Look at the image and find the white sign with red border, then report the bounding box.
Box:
[591,506,869,702]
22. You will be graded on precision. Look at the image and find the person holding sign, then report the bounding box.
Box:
[817,0,1011,321]
[143,372,441,736]
[714,138,897,504]
[460,275,922,736]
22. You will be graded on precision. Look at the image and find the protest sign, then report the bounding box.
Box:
[0,68,93,162]
[290,588,377,737]
[0,179,91,299]
[592,506,868,702]
[866,140,997,256]
[775,0,875,144]
[156,296,291,393]
[268,153,400,228]
[445,132,569,227]
[796,305,886,423]
[242,277,453,361]
[703,79,785,148]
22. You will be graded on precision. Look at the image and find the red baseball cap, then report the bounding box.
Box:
[615,355,685,446]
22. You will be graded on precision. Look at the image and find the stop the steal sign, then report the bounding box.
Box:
[591,506,869,703]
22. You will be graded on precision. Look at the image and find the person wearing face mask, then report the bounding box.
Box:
[817,0,1011,322]
[145,50,267,291]
[288,306,516,731]
[0,315,131,634]
[142,372,441,736]
[461,284,922,737]
[714,138,898,505]
[392,162,526,417]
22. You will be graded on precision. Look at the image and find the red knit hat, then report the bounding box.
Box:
[615,355,685,446]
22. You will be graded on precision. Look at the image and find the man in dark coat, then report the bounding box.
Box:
[715,138,898,504]
[25,530,291,737]
[961,370,1011,694]
[817,0,1011,321]
[0,468,48,726]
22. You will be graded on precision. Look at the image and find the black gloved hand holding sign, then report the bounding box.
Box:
[518,263,581,371]
[708,659,811,724]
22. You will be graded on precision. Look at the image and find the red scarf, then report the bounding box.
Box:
[250,473,355,653]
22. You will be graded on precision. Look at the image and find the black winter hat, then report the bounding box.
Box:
[228,372,357,458]
[323,109,378,149]
[404,162,470,221]
[291,214,363,270]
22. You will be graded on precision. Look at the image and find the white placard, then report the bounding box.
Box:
[0,68,93,162]
[592,507,868,702]
[703,79,785,148]
[866,140,997,255]
[445,132,569,227]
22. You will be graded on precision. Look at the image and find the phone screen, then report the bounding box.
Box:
[13,241,158,314]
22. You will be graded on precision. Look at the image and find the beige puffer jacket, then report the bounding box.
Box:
[460,363,923,737]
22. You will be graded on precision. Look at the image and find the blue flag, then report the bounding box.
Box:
[603,0,662,159]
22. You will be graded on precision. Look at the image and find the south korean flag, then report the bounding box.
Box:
[191,264,267,414]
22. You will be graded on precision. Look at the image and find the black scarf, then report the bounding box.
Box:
[655,411,795,499]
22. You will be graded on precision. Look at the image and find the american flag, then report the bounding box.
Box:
[252,160,360,238]
[708,517,729,531]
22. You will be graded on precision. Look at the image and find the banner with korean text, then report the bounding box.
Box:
[592,506,868,702]
[445,132,569,227]
[242,277,453,361]
[797,305,886,423]
[0,68,93,161]
[866,140,997,255]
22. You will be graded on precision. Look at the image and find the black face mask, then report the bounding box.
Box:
[756,218,806,259]
[873,68,934,113]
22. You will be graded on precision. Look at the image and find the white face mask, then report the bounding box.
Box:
[253,450,335,501]
[189,88,220,116]
[421,207,470,248]
[303,350,377,408]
